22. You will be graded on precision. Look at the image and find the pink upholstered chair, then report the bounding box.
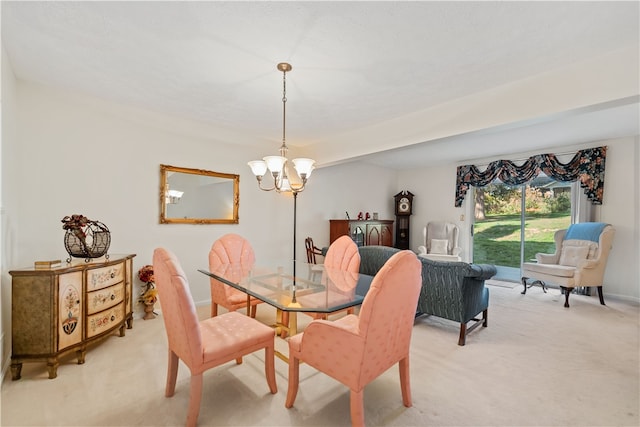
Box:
[308,235,361,320]
[324,235,361,273]
[209,233,262,317]
[285,250,422,427]
[281,235,361,336]
[153,248,277,427]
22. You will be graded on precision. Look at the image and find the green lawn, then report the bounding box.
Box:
[473,213,570,267]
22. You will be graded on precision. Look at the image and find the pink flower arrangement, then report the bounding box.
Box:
[138,265,155,284]
[137,265,157,305]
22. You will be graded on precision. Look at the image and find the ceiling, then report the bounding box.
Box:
[2,1,639,169]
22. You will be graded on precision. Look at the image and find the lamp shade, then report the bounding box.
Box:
[292,158,316,178]
[263,156,286,175]
[248,160,268,177]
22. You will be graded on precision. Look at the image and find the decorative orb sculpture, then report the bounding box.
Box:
[62,216,111,262]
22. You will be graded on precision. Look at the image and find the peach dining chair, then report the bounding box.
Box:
[285,250,423,427]
[280,235,361,337]
[153,248,277,427]
[209,233,262,318]
[308,234,361,320]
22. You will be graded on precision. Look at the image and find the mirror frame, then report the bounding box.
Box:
[159,164,240,224]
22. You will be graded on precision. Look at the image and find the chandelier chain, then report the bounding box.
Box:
[281,68,288,155]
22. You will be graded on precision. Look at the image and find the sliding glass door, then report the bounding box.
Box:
[472,173,571,282]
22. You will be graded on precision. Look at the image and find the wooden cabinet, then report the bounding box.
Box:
[9,254,135,379]
[329,220,394,247]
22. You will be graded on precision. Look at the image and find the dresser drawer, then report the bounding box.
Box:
[86,302,125,338]
[87,282,124,315]
[87,263,124,291]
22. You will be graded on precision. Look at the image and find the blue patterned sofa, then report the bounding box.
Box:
[358,246,496,346]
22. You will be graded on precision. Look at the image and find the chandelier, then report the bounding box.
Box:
[248,63,315,193]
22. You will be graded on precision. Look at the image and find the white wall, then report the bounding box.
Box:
[1,45,19,379]
[4,80,397,298]
[398,137,640,302]
[297,162,398,250]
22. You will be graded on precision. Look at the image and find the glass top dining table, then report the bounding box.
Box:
[198,260,373,337]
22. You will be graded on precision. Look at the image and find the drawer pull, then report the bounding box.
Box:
[110,273,115,278]
[110,315,116,321]
[110,294,116,300]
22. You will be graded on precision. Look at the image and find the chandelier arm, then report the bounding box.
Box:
[258,182,277,192]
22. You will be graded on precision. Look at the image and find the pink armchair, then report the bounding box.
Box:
[285,250,422,427]
[153,248,277,427]
[209,233,262,317]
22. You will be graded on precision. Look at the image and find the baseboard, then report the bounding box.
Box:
[605,292,640,306]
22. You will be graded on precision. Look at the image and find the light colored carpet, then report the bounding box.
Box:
[2,283,639,427]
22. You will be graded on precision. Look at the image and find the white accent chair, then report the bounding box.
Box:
[417,221,462,262]
[521,222,615,308]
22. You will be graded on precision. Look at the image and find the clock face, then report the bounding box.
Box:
[398,197,410,213]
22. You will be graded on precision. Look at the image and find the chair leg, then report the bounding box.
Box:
[597,286,606,305]
[285,356,300,408]
[458,323,467,346]
[165,349,179,397]
[482,309,488,327]
[349,388,366,427]
[264,345,277,394]
[211,302,218,318]
[280,312,289,338]
[563,287,572,308]
[250,304,257,318]
[186,374,203,427]
[398,357,412,407]
[522,277,547,294]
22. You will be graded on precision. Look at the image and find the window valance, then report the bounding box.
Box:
[454,146,607,207]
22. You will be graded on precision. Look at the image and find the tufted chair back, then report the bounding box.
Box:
[208,233,261,317]
[154,247,202,368]
[324,235,361,273]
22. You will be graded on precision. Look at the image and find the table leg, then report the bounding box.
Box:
[289,312,298,336]
[273,309,297,338]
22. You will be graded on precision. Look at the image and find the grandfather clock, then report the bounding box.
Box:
[394,191,414,249]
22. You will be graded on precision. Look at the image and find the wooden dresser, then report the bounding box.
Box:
[9,254,136,379]
[329,219,394,247]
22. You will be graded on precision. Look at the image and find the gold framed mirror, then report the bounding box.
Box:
[159,164,239,224]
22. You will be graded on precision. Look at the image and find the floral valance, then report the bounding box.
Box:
[455,146,607,207]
